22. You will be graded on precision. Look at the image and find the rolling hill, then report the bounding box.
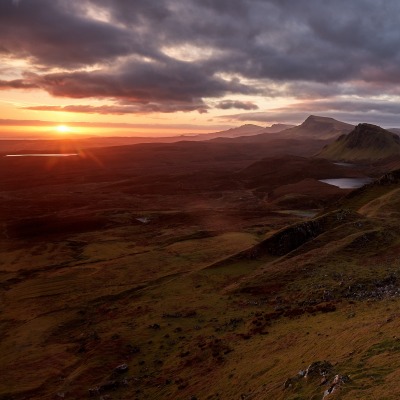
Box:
[2,118,400,400]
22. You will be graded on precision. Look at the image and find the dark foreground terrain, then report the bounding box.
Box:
[1,129,400,399]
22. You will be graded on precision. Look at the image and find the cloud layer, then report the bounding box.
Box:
[2,0,400,123]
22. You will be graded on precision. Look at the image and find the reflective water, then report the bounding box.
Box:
[319,178,373,189]
[5,154,78,157]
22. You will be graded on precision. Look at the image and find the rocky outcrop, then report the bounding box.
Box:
[317,123,400,162]
[284,361,350,399]
[208,209,359,267]
[243,209,358,258]
[375,168,400,185]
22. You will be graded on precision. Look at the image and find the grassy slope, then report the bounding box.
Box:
[1,158,400,399]
[2,202,400,399]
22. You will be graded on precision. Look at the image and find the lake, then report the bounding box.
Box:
[5,154,79,157]
[319,178,373,189]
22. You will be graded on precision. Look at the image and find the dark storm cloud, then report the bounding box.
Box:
[0,0,157,68]
[31,58,254,101]
[17,57,256,113]
[24,103,208,115]
[216,100,258,110]
[3,0,400,117]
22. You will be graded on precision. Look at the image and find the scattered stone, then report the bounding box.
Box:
[88,387,100,397]
[320,377,328,385]
[322,374,350,398]
[149,323,161,330]
[99,380,119,392]
[305,361,333,378]
[285,361,350,397]
[114,363,129,374]
[283,378,293,389]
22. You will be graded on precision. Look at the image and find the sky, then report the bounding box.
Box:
[2,0,400,138]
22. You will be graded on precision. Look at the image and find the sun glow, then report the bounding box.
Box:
[56,125,71,134]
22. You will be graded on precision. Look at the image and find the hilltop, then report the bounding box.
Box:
[281,115,354,140]
[317,123,400,162]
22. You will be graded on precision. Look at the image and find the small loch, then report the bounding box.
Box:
[319,178,373,189]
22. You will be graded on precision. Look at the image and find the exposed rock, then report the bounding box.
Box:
[88,386,100,397]
[320,376,328,385]
[283,378,294,389]
[114,363,129,374]
[317,123,400,162]
[322,374,350,399]
[99,380,120,392]
[285,362,350,398]
[305,361,333,378]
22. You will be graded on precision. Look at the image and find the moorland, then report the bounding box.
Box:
[1,116,400,399]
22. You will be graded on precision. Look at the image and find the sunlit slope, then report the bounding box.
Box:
[338,169,400,213]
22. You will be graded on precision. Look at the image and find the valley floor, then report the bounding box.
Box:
[1,149,400,400]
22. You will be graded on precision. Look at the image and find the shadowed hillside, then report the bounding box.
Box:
[317,123,400,162]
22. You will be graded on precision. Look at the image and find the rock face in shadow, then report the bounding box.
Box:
[317,123,400,162]
[254,209,357,256]
[376,168,400,185]
[211,209,359,264]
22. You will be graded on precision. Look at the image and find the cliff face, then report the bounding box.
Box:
[343,124,400,149]
[317,123,400,162]
[376,168,400,185]
[257,209,358,256]
[212,209,359,263]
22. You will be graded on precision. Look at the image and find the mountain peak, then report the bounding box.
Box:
[302,115,343,126]
[318,123,400,161]
[276,115,354,140]
[342,123,400,149]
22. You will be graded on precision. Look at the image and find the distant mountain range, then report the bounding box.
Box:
[3,116,400,164]
[214,115,354,143]
[187,123,294,140]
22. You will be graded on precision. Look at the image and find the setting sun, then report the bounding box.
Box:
[56,125,71,134]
